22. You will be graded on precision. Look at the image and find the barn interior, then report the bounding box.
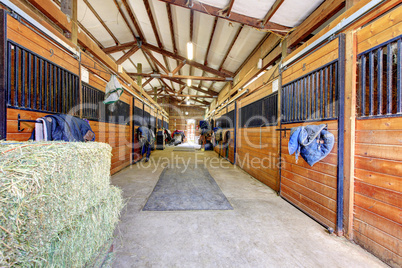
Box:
[0,0,401,267]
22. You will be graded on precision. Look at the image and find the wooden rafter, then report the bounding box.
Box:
[121,0,145,40]
[163,77,218,96]
[219,25,243,70]
[142,48,170,74]
[103,41,231,77]
[142,77,154,88]
[83,0,120,45]
[172,60,186,74]
[219,0,235,18]
[157,0,291,32]
[261,0,285,27]
[112,0,137,38]
[166,3,182,77]
[149,93,213,98]
[77,21,104,48]
[142,0,175,90]
[116,45,139,65]
[128,73,232,82]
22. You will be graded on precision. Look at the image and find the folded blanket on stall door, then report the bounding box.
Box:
[288,124,335,166]
[30,114,95,142]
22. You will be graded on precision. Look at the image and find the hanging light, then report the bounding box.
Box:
[187,79,192,87]
[187,42,193,60]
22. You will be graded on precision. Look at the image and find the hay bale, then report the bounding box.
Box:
[0,141,123,267]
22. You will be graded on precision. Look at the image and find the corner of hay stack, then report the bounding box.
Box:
[0,141,124,267]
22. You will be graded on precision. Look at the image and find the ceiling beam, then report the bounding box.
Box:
[166,3,182,76]
[104,41,232,77]
[142,48,170,74]
[163,78,218,96]
[148,93,214,98]
[157,0,291,32]
[83,0,120,45]
[219,25,243,70]
[219,0,235,18]
[261,0,285,27]
[121,0,145,40]
[112,0,137,38]
[116,45,139,65]
[142,77,154,88]
[143,42,230,78]
[287,0,345,49]
[172,60,186,74]
[128,73,232,82]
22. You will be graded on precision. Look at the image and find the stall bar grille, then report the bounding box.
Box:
[158,118,162,129]
[82,82,104,121]
[216,109,235,129]
[281,61,339,123]
[163,121,168,130]
[81,82,130,125]
[6,41,79,115]
[357,36,402,118]
[133,105,143,126]
[239,91,278,128]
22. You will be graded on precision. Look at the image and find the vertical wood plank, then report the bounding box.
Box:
[343,30,357,240]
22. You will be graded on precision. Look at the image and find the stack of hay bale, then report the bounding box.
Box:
[0,142,123,267]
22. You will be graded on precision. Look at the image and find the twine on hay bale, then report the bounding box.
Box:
[0,141,123,267]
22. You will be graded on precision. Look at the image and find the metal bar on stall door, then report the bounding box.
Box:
[311,73,315,120]
[57,68,61,113]
[48,64,52,111]
[320,69,324,119]
[53,65,57,112]
[360,55,366,116]
[307,75,310,120]
[335,62,339,117]
[44,61,47,111]
[324,67,328,118]
[369,51,374,116]
[33,56,37,110]
[387,43,392,115]
[27,53,31,109]
[0,10,6,140]
[301,78,305,120]
[397,39,402,114]
[315,71,319,119]
[20,50,25,107]
[329,64,333,118]
[304,76,307,120]
[14,46,18,107]
[7,43,11,106]
[377,48,383,115]
[39,59,43,111]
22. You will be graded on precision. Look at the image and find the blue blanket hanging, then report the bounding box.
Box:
[288,124,335,166]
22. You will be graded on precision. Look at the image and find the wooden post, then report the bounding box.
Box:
[137,63,143,96]
[61,0,77,44]
[0,10,7,140]
[343,30,357,240]
[71,0,78,45]
[154,86,157,102]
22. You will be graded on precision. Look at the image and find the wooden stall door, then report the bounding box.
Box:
[353,8,402,267]
[280,36,344,232]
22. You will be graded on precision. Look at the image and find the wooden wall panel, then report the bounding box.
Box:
[353,117,402,267]
[280,120,338,229]
[7,15,79,74]
[236,125,280,191]
[282,39,339,85]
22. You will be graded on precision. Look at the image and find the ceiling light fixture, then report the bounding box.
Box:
[187,42,193,60]
[187,79,192,87]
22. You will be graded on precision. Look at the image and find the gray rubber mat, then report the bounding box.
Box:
[143,165,233,211]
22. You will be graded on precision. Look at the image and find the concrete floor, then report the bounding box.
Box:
[111,146,386,268]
